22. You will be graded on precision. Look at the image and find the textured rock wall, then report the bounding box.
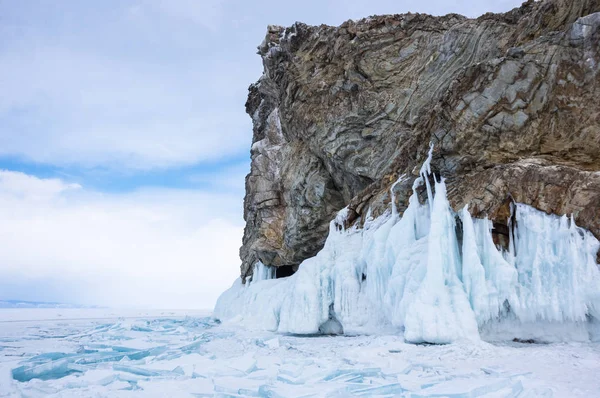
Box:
[240,0,600,280]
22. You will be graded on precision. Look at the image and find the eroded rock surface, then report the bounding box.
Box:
[241,0,600,280]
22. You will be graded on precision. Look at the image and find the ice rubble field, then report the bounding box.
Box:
[1,309,599,397]
[215,147,600,344]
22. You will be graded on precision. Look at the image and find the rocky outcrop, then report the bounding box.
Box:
[240,0,600,280]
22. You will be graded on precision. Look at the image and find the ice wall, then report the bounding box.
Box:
[214,150,600,343]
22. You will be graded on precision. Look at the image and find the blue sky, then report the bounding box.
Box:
[0,0,524,309]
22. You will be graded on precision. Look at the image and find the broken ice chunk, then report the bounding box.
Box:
[228,353,258,374]
[351,382,406,396]
[322,368,382,381]
[12,359,82,382]
[410,378,516,397]
[264,337,280,349]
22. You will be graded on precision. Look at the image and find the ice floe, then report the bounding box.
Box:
[3,309,600,396]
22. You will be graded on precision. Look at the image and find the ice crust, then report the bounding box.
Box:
[3,309,600,396]
[215,147,600,343]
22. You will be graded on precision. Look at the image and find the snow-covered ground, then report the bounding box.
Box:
[1,309,599,397]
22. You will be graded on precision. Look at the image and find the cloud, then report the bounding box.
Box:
[0,44,252,170]
[129,0,226,32]
[0,0,255,171]
[0,170,243,309]
[0,170,81,199]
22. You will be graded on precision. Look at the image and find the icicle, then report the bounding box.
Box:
[504,201,517,267]
[403,179,479,343]
[250,262,275,285]
[460,206,492,324]
[460,209,518,325]
[334,207,350,231]
[390,174,406,219]
[509,204,600,324]
[419,143,435,211]
[215,142,600,343]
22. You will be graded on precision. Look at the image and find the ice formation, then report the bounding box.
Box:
[215,147,600,343]
[250,261,276,284]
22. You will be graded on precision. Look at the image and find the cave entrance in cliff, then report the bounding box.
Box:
[276,265,296,279]
[490,197,517,253]
[491,222,511,251]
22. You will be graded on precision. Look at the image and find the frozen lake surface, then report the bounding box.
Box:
[1,309,599,397]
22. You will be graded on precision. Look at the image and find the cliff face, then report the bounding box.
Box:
[241,0,600,280]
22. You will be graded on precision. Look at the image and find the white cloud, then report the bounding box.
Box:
[0,45,252,170]
[0,171,243,309]
[131,0,226,31]
[0,170,81,200]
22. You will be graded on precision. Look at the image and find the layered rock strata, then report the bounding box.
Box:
[241,0,600,280]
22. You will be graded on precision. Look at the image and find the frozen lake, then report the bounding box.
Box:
[1,309,599,397]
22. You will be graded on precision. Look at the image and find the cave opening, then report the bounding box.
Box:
[490,198,517,253]
[492,221,511,251]
[276,265,296,279]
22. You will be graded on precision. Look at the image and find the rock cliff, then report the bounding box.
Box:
[240,0,600,281]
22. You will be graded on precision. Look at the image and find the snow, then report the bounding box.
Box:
[215,146,600,344]
[2,309,600,397]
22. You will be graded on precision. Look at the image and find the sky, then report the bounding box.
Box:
[0,0,525,309]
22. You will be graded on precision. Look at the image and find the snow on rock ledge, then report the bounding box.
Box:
[215,155,600,343]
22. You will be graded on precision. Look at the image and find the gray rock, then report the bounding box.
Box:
[239,0,600,280]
